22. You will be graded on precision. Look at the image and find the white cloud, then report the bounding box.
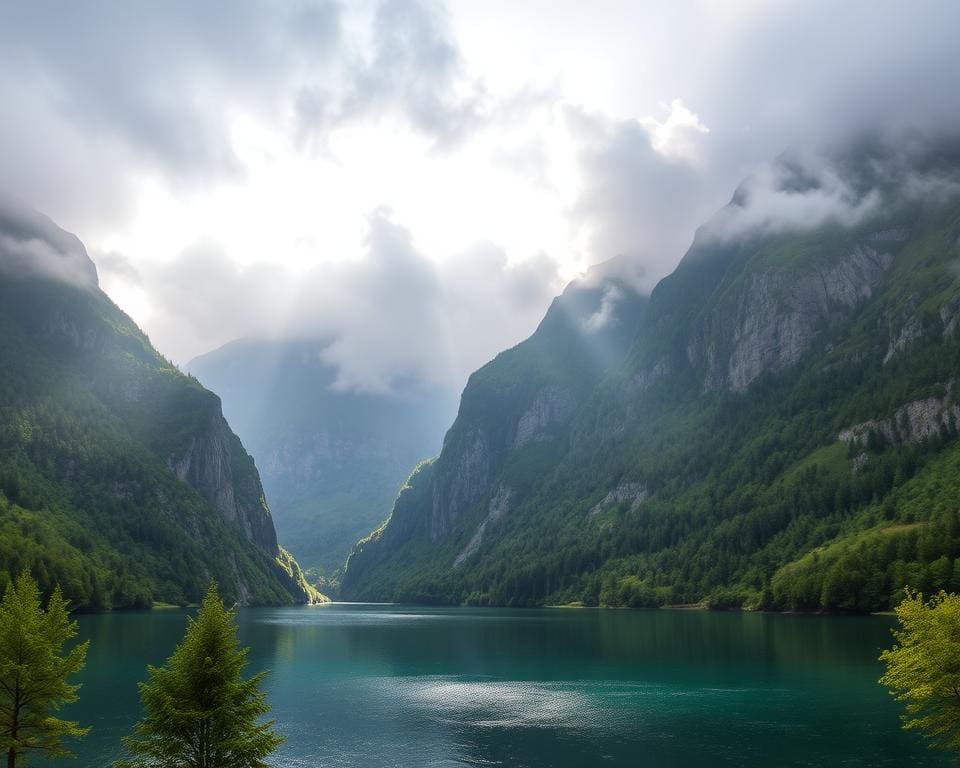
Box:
[704,153,884,241]
[99,209,565,394]
[4,0,960,395]
[0,195,98,288]
[639,99,710,163]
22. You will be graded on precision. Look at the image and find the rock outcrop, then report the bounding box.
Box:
[589,483,649,517]
[0,200,312,607]
[454,485,513,567]
[839,384,960,447]
[513,386,577,447]
[339,144,960,610]
[430,427,493,541]
[690,243,894,392]
[169,407,278,554]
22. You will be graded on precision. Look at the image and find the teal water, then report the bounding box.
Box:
[43,604,946,767]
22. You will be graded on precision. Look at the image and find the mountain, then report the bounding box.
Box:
[0,197,316,609]
[187,339,456,585]
[341,139,960,613]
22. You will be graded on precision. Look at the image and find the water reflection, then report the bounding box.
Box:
[39,605,946,767]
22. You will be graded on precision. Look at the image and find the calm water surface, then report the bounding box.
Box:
[44,604,947,767]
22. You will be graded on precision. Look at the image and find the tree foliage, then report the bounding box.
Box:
[343,194,960,612]
[880,589,960,756]
[116,583,283,768]
[0,571,88,767]
[0,274,308,609]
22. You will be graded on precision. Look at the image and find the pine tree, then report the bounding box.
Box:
[115,582,283,768]
[0,571,89,768]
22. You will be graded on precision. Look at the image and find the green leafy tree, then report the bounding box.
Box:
[0,571,89,768]
[116,582,283,768]
[880,589,960,756]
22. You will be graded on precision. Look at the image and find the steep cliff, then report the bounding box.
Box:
[342,142,960,612]
[0,198,315,608]
[187,338,456,582]
[342,257,649,598]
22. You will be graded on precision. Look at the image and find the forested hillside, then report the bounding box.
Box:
[188,338,456,587]
[0,198,315,609]
[342,140,960,612]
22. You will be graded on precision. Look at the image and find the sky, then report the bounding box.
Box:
[1,0,959,394]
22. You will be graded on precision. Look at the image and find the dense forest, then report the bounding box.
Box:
[343,145,960,613]
[0,207,314,609]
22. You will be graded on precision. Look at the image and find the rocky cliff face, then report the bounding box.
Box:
[839,382,960,447]
[709,243,893,391]
[635,226,902,396]
[0,199,312,607]
[514,386,578,447]
[168,407,278,554]
[187,338,456,578]
[340,143,960,609]
[341,260,648,596]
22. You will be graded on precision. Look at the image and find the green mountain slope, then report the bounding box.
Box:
[187,339,456,586]
[341,141,960,612]
[0,199,315,609]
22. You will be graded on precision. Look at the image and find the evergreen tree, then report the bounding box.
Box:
[0,571,89,768]
[880,589,960,756]
[115,582,283,768]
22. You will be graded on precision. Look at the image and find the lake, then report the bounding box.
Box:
[42,604,946,767]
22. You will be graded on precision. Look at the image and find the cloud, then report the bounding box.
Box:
[700,135,960,243]
[582,285,624,333]
[564,103,718,291]
[0,0,491,228]
[556,1,960,286]
[5,0,960,397]
[639,99,710,164]
[0,196,98,288]
[104,209,565,394]
[703,151,884,242]
[295,0,487,151]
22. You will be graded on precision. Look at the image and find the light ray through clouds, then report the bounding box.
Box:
[1,0,960,394]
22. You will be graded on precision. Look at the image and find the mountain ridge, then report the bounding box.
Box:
[341,143,960,612]
[0,197,317,608]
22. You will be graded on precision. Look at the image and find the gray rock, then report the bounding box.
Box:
[883,315,924,364]
[589,482,649,517]
[940,297,960,336]
[839,384,959,446]
[869,228,911,242]
[430,427,491,542]
[851,452,869,474]
[514,385,577,447]
[719,244,893,392]
[632,358,672,393]
[453,485,513,568]
[168,407,278,554]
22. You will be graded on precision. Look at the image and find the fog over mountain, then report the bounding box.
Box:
[1,1,959,394]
